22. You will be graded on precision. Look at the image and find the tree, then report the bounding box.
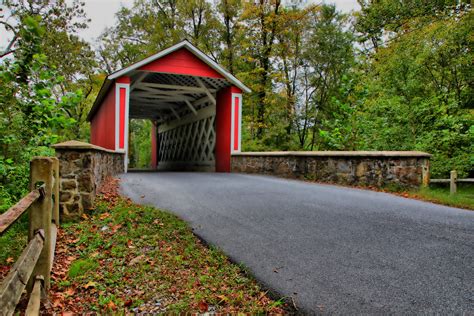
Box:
[355,0,471,51]
[0,16,81,203]
[2,0,97,140]
[304,5,355,150]
[354,5,473,177]
[240,0,282,139]
[216,0,243,74]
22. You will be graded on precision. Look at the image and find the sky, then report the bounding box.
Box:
[0,0,360,51]
[75,0,360,45]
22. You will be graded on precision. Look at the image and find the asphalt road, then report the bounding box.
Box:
[120,172,474,314]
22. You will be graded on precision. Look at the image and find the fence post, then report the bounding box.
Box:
[450,170,457,195]
[421,159,430,187]
[28,157,54,291]
[52,157,60,226]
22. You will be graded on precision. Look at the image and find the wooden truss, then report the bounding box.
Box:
[157,103,216,169]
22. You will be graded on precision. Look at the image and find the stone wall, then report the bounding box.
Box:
[232,151,431,188]
[52,141,124,221]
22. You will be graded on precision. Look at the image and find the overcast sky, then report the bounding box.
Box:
[78,0,359,44]
[1,0,360,51]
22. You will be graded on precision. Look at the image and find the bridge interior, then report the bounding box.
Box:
[128,71,231,171]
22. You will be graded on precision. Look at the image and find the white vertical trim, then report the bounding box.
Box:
[238,94,242,152]
[115,85,120,151]
[231,93,242,153]
[115,83,130,172]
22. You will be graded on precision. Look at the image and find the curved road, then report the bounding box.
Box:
[120,172,474,314]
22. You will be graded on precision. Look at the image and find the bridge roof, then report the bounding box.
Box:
[108,40,250,93]
[88,40,250,121]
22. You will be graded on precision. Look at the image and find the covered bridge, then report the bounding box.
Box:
[87,40,250,172]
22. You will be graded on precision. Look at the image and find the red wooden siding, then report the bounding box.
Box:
[216,87,232,172]
[139,48,224,79]
[233,96,240,151]
[119,87,126,149]
[116,76,130,84]
[90,87,115,150]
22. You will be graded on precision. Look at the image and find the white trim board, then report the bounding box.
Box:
[231,93,242,153]
[115,83,130,172]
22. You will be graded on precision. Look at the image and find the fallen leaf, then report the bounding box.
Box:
[124,299,133,307]
[53,298,64,308]
[99,212,110,220]
[198,301,209,312]
[128,255,145,266]
[217,294,228,302]
[6,257,14,264]
[106,300,117,310]
[111,224,122,232]
[65,287,75,296]
[83,281,97,289]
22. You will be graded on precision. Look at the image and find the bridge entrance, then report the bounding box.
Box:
[87,40,249,172]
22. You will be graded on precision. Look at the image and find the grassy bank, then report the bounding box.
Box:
[42,187,286,313]
[410,184,474,210]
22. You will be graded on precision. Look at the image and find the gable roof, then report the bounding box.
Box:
[109,40,251,93]
[88,40,250,121]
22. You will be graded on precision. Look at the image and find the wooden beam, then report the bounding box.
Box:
[169,107,181,120]
[132,90,196,98]
[185,100,198,116]
[130,72,148,91]
[0,231,44,315]
[195,77,216,105]
[159,103,216,133]
[26,275,44,316]
[0,188,41,235]
[131,95,194,102]
[139,82,217,93]
[130,101,178,108]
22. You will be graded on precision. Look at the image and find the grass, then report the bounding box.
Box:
[411,184,474,210]
[0,214,28,269]
[45,195,286,313]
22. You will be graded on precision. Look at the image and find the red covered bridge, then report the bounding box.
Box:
[87,40,250,172]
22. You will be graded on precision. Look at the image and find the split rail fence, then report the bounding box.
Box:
[0,157,60,316]
[430,170,474,195]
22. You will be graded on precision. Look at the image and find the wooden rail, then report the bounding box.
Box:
[430,170,474,195]
[0,187,43,234]
[0,157,60,316]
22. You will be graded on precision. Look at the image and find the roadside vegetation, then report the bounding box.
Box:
[1,1,472,219]
[0,1,472,310]
[35,179,287,313]
[410,184,474,210]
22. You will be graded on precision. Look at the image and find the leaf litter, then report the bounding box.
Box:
[39,177,288,314]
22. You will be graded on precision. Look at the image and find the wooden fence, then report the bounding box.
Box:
[0,157,60,316]
[430,170,474,195]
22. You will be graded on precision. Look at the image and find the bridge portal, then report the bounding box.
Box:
[87,40,249,172]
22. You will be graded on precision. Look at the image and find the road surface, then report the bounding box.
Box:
[120,172,474,314]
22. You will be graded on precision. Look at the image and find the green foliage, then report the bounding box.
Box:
[129,120,152,169]
[353,8,473,177]
[417,184,474,210]
[69,258,99,279]
[0,0,471,204]
[0,13,82,210]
